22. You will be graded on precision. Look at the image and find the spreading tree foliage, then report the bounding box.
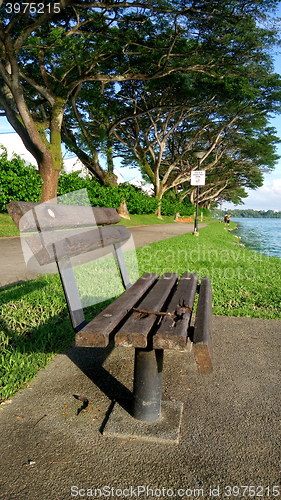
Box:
[0,0,280,204]
[61,1,281,213]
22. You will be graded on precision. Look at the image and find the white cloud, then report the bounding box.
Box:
[225,176,281,211]
[260,178,281,197]
[246,179,281,211]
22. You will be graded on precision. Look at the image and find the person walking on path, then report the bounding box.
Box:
[224,213,228,226]
[226,214,231,226]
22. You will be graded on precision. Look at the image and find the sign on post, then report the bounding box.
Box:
[191,170,205,186]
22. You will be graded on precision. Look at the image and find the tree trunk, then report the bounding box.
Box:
[190,188,197,206]
[105,137,118,186]
[106,138,114,174]
[104,171,118,186]
[62,127,119,186]
[1,86,65,202]
[38,102,65,201]
[154,191,164,220]
[39,158,60,202]
[154,200,163,219]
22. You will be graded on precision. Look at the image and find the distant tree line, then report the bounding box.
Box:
[212,208,281,218]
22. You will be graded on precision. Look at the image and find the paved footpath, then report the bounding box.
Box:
[0,223,208,288]
[0,223,280,500]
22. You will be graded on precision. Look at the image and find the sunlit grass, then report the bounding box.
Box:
[1,219,280,403]
[137,221,281,318]
[0,213,20,237]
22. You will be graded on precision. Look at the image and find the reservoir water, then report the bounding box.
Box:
[231,217,281,259]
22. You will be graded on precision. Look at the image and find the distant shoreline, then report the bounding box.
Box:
[231,216,281,219]
[213,209,281,219]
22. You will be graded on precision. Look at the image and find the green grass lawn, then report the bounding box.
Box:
[0,218,280,403]
[0,212,178,235]
[0,213,20,237]
[137,221,281,319]
[116,213,192,226]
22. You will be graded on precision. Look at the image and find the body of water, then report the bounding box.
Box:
[231,217,281,259]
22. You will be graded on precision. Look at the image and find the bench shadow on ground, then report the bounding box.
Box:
[1,279,133,425]
[66,344,133,430]
[0,283,133,417]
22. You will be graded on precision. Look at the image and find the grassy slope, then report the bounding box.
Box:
[136,221,281,318]
[0,218,280,402]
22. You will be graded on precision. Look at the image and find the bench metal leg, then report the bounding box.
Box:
[132,348,163,422]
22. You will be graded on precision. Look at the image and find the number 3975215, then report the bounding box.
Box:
[5,3,61,14]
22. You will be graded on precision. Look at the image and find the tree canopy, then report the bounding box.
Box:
[67,67,281,214]
[0,0,280,203]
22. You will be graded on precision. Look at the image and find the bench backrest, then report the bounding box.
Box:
[7,200,131,264]
[7,201,134,332]
[7,201,121,231]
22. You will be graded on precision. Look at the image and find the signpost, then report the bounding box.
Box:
[191,162,206,234]
[191,170,206,186]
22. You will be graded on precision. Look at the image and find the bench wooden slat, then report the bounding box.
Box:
[115,273,178,348]
[24,225,131,265]
[193,276,213,374]
[153,273,198,350]
[75,273,159,348]
[7,201,121,231]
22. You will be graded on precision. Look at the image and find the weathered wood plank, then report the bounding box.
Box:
[7,202,38,232]
[153,273,198,350]
[193,276,213,374]
[7,201,121,231]
[24,225,131,265]
[115,273,178,348]
[76,273,159,348]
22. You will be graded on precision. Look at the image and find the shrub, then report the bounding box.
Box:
[1,158,208,217]
[0,146,42,212]
[161,191,195,217]
[58,172,158,214]
[57,169,88,194]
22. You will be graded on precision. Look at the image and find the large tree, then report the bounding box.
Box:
[1,0,223,200]
[1,0,279,201]
[109,72,281,215]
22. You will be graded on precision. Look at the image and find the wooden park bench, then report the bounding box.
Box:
[7,200,213,438]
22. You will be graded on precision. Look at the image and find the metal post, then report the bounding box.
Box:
[194,184,199,233]
[194,157,200,234]
[132,347,163,422]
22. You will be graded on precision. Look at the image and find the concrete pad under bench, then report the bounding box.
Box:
[103,401,184,444]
